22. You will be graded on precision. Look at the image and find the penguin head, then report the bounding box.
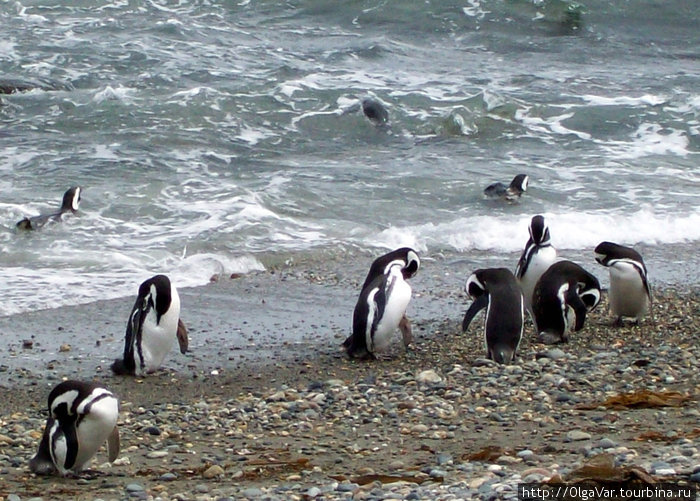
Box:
[577,279,602,311]
[139,274,173,321]
[508,174,529,195]
[361,97,389,126]
[594,241,645,270]
[61,186,82,213]
[529,215,550,245]
[402,249,420,279]
[464,272,487,299]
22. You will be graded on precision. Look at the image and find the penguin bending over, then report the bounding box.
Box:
[16,186,82,230]
[532,260,601,344]
[594,241,652,326]
[29,380,120,476]
[462,268,524,364]
[484,174,529,202]
[111,274,188,376]
[343,248,420,359]
[515,214,557,327]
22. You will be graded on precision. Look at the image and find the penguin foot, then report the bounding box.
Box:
[612,316,624,328]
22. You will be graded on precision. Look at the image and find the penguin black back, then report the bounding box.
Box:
[361,247,420,290]
[361,97,389,126]
[532,260,601,343]
[462,268,524,364]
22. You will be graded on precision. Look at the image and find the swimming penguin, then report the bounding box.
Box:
[16,186,82,230]
[515,214,557,327]
[111,274,188,376]
[531,260,601,344]
[462,268,524,364]
[343,248,420,359]
[484,174,529,202]
[29,380,120,476]
[594,241,652,326]
[361,97,389,126]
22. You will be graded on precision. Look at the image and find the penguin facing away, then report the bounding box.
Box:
[532,260,601,344]
[16,186,82,230]
[594,241,652,326]
[515,214,557,327]
[462,268,524,364]
[484,174,529,202]
[111,274,188,376]
[29,380,120,476]
[344,248,420,359]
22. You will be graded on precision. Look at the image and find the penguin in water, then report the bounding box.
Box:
[515,214,557,328]
[594,241,652,326]
[16,186,82,230]
[111,274,188,376]
[484,174,529,202]
[361,97,389,126]
[343,248,420,359]
[462,268,524,364]
[29,380,120,476]
[532,260,601,344]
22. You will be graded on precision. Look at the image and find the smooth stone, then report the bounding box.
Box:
[336,483,359,492]
[147,450,168,459]
[242,487,263,498]
[544,348,567,360]
[8,495,21,501]
[416,369,442,384]
[599,438,616,449]
[306,487,321,498]
[126,484,145,492]
[689,472,700,482]
[517,450,534,459]
[145,426,161,436]
[203,464,224,478]
[566,430,591,441]
[160,472,177,481]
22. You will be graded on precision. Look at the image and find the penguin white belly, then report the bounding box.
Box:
[520,247,557,311]
[72,396,119,471]
[608,264,649,319]
[141,290,180,372]
[371,280,412,353]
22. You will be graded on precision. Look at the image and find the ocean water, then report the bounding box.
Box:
[1,0,698,316]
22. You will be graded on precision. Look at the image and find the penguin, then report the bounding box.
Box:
[461,268,524,364]
[343,248,420,359]
[111,274,188,376]
[531,260,601,344]
[515,214,557,327]
[361,97,389,126]
[484,174,529,202]
[29,380,120,476]
[16,186,82,230]
[594,241,652,326]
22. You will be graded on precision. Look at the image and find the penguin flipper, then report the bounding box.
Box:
[107,426,120,463]
[462,295,489,332]
[177,318,188,354]
[28,419,58,475]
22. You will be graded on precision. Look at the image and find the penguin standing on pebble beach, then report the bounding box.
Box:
[594,241,652,326]
[515,215,557,328]
[111,274,188,376]
[29,380,120,476]
[532,260,601,344]
[462,268,524,364]
[343,248,420,359]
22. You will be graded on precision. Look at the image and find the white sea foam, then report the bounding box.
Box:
[599,123,689,159]
[366,210,700,255]
[580,94,667,107]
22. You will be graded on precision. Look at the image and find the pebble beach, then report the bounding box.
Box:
[1,256,699,501]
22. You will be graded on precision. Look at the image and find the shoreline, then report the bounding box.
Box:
[0,256,699,500]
